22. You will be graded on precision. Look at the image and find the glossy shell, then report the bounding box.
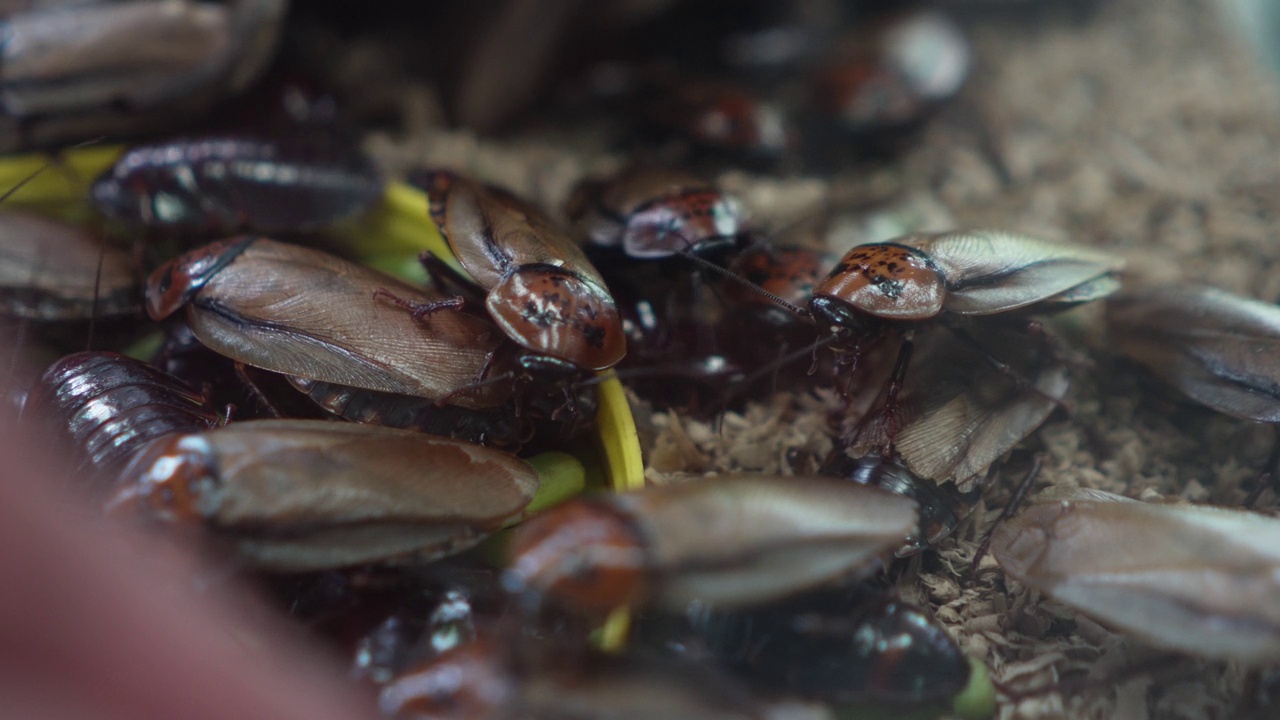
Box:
[1106,285,1280,423]
[431,173,625,370]
[567,168,746,259]
[814,229,1124,325]
[507,475,917,612]
[91,136,384,234]
[110,420,541,571]
[146,237,511,409]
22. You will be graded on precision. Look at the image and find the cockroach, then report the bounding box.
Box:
[146,236,513,410]
[565,167,747,260]
[411,170,626,374]
[807,10,971,142]
[991,488,1280,663]
[287,377,526,451]
[0,209,140,320]
[806,229,1119,449]
[638,72,795,162]
[379,635,801,720]
[660,585,972,708]
[25,350,220,478]
[504,475,916,614]
[108,419,541,572]
[0,0,287,151]
[90,136,384,235]
[723,241,833,327]
[820,453,983,556]
[1106,285,1280,502]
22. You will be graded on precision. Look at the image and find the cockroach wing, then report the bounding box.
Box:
[635,476,917,609]
[179,238,510,409]
[1,210,139,319]
[1107,286,1280,423]
[992,491,1280,663]
[185,421,538,571]
[907,230,1124,315]
[843,327,1068,490]
[443,177,612,291]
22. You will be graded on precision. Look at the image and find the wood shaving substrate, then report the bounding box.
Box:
[361,0,1280,717]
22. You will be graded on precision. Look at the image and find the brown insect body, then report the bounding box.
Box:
[506,475,917,614]
[109,420,541,571]
[424,171,625,372]
[1106,285,1280,423]
[566,167,747,259]
[1,209,140,320]
[146,236,512,410]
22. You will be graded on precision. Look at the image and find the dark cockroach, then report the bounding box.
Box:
[90,136,384,235]
[287,377,526,451]
[379,635,798,720]
[723,242,833,327]
[991,488,1280,663]
[25,351,220,478]
[565,167,747,259]
[658,585,972,708]
[805,229,1118,448]
[108,419,541,572]
[146,236,512,410]
[413,170,626,373]
[820,453,983,557]
[1106,285,1280,502]
[504,475,916,614]
[0,209,140,320]
[638,72,795,162]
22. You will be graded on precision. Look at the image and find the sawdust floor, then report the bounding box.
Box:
[362,1,1280,717]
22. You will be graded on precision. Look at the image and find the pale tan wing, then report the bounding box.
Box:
[993,493,1280,662]
[1107,285,1280,422]
[843,328,1068,488]
[630,475,916,608]
[187,238,509,409]
[204,420,539,526]
[907,230,1124,315]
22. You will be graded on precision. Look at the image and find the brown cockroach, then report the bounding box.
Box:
[565,166,747,260]
[991,488,1280,663]
[108,419,541,572]
[412,170,626,374]
[0,209,140,320]
[504,475,916,614]
[1106,285,1280,502]
[25,350,220,478]
[146,236,512,410]
[803,229,1118,450]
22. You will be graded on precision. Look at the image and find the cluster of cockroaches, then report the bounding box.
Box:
[6,1,1280,719]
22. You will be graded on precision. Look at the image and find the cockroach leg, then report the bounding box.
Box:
[879,330,916,457]
[233,362,284,418]
[371,287,467,320]
[942,319,1073,414]
[971,453,1043,573]
[1243,427,1280,508]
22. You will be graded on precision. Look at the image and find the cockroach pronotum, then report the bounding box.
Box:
[565,166,747,260]
[991,488,1280,663]
[90,136,384,235]
[146,236,513,410]
[26,351,220,478]
[413,170,626,374]
[108,419,541,571]
[504,475,916,614]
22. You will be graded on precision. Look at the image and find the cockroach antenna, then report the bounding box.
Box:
[675,246,814,321]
